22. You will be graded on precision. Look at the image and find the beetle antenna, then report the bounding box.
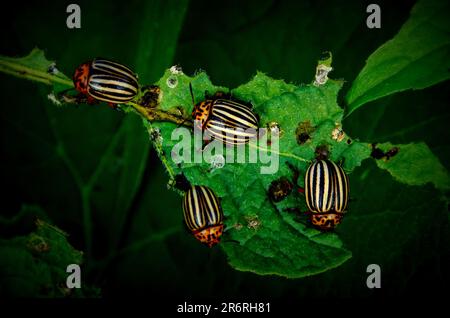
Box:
[177,116,189,128]
[189,82,195,106]
[56,87,75,99]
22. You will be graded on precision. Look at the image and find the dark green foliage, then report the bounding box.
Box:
[0,0,449,298]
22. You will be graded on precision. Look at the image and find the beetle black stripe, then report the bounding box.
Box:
[305,163,313,211]
[89,81,137,96]
[323,160,334,212]
[89,74,138,92]
[87,73,138,103]
[214,100,256,121]
[185,186,202,230]
[207,121,257,137]
[88,88,137,102]
[206,98,258,144]
[206,122,258,141]
[92,59,137,83]
[200,186,222,225]
[206,124,255,144]
[89,83,137,96]
[182,185,223,231]
[93,59,135,73]
[305,159,349,214]
[89,84,136,96]
[85,59,139,103]
[212,101,258,129]
[331,161,349,213]
[315,161,327,212]
[212,100,257,125]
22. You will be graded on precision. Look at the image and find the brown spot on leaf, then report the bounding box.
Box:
[296,121,315,145]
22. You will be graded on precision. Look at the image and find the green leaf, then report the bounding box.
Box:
[0,0,189,261]
[0,48,72,88]
[345,0,450,115]
[2,48,448,279]
[174,0,404,87]
[331,160,450,297]
[134,0,189,83]
[4,44,441,277]
[374,142,450,191]
[145,61,370,277]
[0,206,99,298]
[145,54,449,276]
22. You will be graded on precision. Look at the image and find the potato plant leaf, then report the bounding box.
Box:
[374,142,450,191]
[1,48,449,278]
[0,47,72,90]
[0,206,100,297]
[345,0,450,115]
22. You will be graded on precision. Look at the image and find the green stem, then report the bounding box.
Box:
[129,101,193,127]
[0,61,73,87]
[127,102,191,185]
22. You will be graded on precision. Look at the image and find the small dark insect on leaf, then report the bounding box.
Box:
[370,143,385,159]
[385,147,399,159]
[298,133,310,144]
[139,85,161,108]
[371,144,400,160]
[295,121,315,145]
[268,177,294,202]
[172,173,191,192]
[315,144,330,160]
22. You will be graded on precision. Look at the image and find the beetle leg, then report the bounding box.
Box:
[86,95,98,105]
[107,102,118,110]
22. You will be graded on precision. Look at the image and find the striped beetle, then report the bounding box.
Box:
[182,184,224,247]
[190,84,259,145]
[73,58,139,105]
[304,159,349,230]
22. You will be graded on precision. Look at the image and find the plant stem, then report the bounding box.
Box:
[0,61,73,87]
[129,102,193,127]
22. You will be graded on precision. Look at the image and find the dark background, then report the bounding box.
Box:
[1,0,449,301]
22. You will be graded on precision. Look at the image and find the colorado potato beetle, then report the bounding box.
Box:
[182,184,224,247]
[190,84,259,145]
[73,58,139,105]
[304,159,349,230]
